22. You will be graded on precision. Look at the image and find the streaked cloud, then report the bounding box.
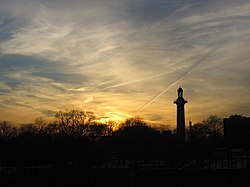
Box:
[84,96,93,104]
[0,0,250,127]
[68,87,86,92]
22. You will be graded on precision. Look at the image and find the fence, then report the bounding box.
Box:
[1,157,250,186]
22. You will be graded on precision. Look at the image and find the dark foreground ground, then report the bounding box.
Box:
[1,157,250,187]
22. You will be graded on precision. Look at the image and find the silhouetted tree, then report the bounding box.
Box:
[86,123,111,140]
[19,124,39,135]
[34,117,48,133]
[191,115,223,144]
[54,109,95,137]
[104,120,119,135]
[55,109,95,126]
[0,121,17,140]
[203,115,223,135]
[154,124,172,133]
[43,123,59,136]
[122,116,147,127]
[112,117,163,157]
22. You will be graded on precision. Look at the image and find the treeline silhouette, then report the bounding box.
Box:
[2,110,250,187]
[0,109,225,164]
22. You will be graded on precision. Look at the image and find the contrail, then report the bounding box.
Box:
[135,52,212,114]
[135,81,177,114]
[87,70,171,93]
[101,71,171,90]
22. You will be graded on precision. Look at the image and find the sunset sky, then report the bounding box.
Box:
[0,0,250,128]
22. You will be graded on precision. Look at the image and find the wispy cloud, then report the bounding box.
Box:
[0,0,250,126]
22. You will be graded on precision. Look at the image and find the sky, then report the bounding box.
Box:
[0,0,250,128]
